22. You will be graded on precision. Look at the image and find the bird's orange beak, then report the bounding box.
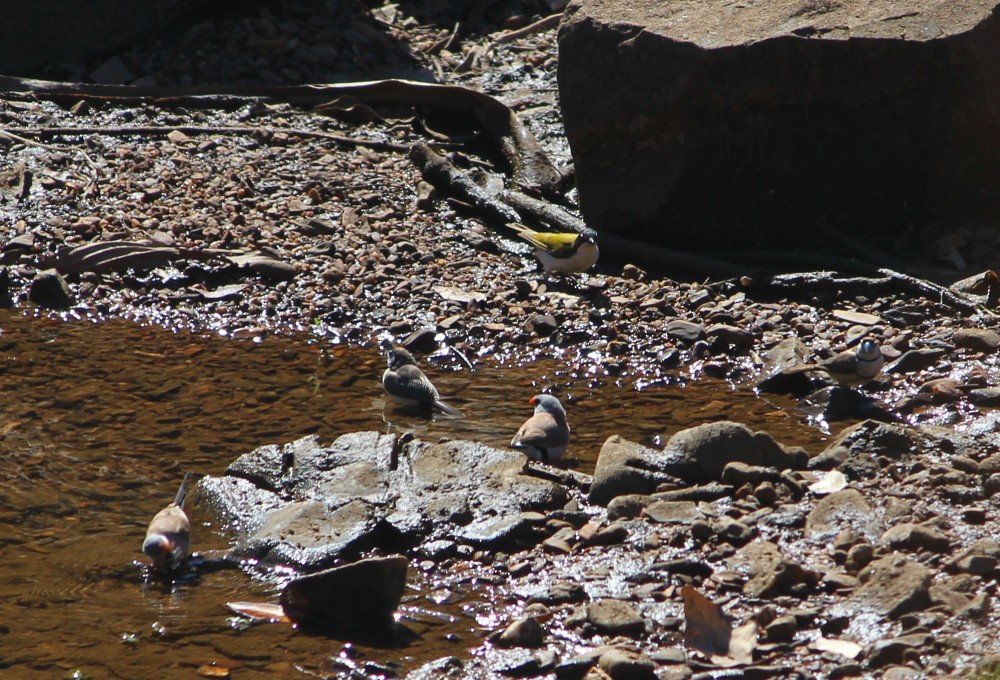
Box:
[528,396,537,405]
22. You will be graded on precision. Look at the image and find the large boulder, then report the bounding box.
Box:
[558,0,1000,251]
[199,433,567,570]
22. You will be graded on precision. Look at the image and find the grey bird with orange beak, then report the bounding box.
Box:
[142,473,192,574]
[511,394,570,462]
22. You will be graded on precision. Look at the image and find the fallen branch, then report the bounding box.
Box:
[0,76,564,195]
[409,142,521,224]
[4,124,413,152]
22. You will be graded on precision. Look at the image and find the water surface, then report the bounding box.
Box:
[0,310,826,678]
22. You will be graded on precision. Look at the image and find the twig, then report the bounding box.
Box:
[0,127,102,190]
[6,124,413,152]
[446,343,475,372]
[493,13,562,44]
[878,267,991,317]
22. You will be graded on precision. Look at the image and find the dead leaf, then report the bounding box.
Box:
[433,285,486,304]
[808,470,848,495]
[812,636,863,659]
[226,601,291,623]
[682,586,757,666]
[197,664,231,678]
[191,283,248,301]
[831,309,881,326]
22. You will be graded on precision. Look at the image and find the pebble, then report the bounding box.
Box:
[586,599,646,636]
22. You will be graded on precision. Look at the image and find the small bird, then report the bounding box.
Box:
[381,339,462,416]
[143,473,192,574]
[508,223,599,274]
[781,337,884,388]
[511,394,571,462]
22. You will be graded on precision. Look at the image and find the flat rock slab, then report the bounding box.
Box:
[199,432,567,570]
[558,0,1000,251]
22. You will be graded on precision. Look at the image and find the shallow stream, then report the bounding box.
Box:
[0,310,831,678]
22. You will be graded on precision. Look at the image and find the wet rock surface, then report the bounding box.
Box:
[200,432,567,568]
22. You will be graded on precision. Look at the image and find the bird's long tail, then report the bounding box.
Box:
[173,471,192,508]
[434,400,463,418]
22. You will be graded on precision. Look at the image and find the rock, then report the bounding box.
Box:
[885,348,949,374]
[664,319,705,343]
[946,539,1000,575]
[497,616,545,648]
[853,554,932,619]
[805,489,881,542]
[491,648,555,676]
[201,433,567,568]
[597,648,656,680]
[29,268,74,308]
[720,462,783,487]
[705,324,755,349]
[880,523,951,554]
[558,0,1000,251]
[526,313,559,336]
[810,420,917,473]
[757,337,812,393]
[278,555,407,626]
[401,327,439,354]
[865,633,931,668]
[740,541,821,598]
[953,328,1000,353]
[589,436,680,506]
[407,656,466,679]
[715,517,754,546]
[0,267,13,308]
[229,251,298,281]
[764,615,798,643]
[607,494,653,520]
[660,421,805,483]
[641,500,702,525]
[586,599,646,635]
[845,543,875,574]
[651,482,734,502]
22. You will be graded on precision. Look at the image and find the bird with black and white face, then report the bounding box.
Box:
[782,337,885,388]
[142,473,192,575]
[508,223,600,274]
[510,394,571,462]
[380,339,462,417]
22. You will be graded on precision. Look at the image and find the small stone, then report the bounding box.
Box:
[880,523,950,554]
[401,327,439,354]
[29,269,74,308]
[642,500,701,524]
[649,648,687,664]
[665,319,705,343]
[526,313,559,337]
[720,461,781,487]
[622,263,646,280]
[597,648,656,680]
[764,615,798,642]
[953,328,1000,353]
[497,616,544,648]
[845,543,875,573]
[715,517,754,546]
[607,494,653,520]
[586,599,646,636]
